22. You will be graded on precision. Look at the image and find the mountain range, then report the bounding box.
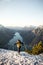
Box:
[0,25,43,50]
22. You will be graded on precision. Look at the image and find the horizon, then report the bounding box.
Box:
[0,24,43,28]
[0,0,43,27]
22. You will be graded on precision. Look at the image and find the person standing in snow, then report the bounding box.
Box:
[15,40,23,54]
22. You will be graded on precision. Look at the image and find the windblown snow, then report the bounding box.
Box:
[0,49,43,65]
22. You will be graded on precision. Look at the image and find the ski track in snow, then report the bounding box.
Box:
[0,49,43,65]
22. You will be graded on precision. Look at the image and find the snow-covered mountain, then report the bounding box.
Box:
[0,49,43,65]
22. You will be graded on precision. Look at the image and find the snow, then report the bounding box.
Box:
[0,49,43,65]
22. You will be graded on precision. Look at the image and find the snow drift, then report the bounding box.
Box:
[0,49,43,65]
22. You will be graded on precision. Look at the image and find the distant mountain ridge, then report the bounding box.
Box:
[0,25,43,50]
[0,25,14,49]
[31,26,43,46]
[7,25,36,31]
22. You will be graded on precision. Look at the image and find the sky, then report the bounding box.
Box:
[0,0,43,27]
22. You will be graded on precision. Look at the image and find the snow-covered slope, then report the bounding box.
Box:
[0,49,43,65]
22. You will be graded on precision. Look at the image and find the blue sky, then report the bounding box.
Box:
[0,0,43,27]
